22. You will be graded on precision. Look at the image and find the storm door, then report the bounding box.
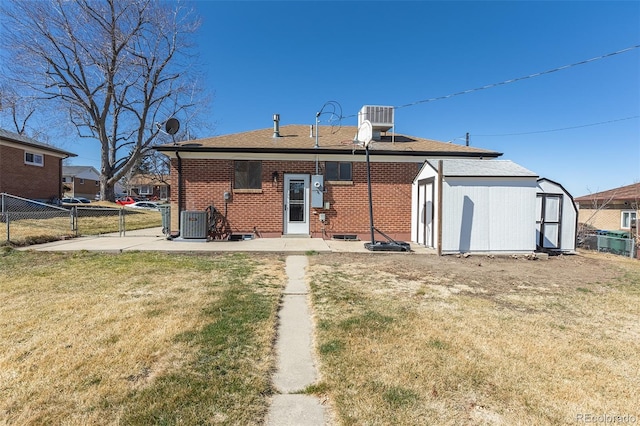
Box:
[284,174,310,235]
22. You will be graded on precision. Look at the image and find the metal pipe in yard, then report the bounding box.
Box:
[437,160,443,256]
[366,145,375,245]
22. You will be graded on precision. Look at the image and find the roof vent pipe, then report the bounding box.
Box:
[309,125,314,138]
[273,114,281,138]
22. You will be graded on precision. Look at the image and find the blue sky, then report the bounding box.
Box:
[69,0,639,198]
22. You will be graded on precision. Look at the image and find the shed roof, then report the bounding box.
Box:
[0,128,76,157]
[156,125,502,158]
[426,159,538,177]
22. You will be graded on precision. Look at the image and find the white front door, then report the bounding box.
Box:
[284,174,310,235]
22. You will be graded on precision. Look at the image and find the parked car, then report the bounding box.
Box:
[126,201,160,210]
[115,196,143,205]
[61,197,91,204]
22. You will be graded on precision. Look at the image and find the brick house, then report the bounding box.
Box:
[0,128,76,202]
[156,115,501,240]
[575,183,640,234]
[126,173,170,201]
[62,166,101,199]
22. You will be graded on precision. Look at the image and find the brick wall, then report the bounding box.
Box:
[169,158,420,240]
[579,208,638,231]
[0,145,62,201]
[72,178,100,199]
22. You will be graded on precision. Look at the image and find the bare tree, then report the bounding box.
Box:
[0,84,47,140]
[0,0,207,200]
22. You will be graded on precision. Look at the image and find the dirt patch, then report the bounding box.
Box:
[307,249,640,425]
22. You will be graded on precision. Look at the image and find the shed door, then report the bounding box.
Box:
[417,180,434,247]
[536,194,562,250]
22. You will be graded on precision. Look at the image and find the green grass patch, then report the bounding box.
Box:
[338,310,394,332]
[0,251,284,425]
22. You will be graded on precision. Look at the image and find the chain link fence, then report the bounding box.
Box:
[1,193,162,246]
[578,232,637,259]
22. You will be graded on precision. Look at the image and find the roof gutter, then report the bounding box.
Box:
[155,146,502,158]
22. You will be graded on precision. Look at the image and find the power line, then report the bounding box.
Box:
[394,45,640,110]
[472,115,640,137]
[335,45,640,122]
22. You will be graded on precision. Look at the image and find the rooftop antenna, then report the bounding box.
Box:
[355,119,410,252]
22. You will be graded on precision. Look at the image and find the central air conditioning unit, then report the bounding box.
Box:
[180,210,208,239]
[358,105,394,132]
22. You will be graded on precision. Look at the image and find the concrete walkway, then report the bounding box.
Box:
[265,255,327,425]
[19,227,433,254]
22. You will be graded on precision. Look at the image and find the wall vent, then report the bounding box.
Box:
[180,211,208,239]
[358,105,394,132]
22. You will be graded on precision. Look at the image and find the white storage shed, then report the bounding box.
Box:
[412,159,539,254]
[535,178,577,253]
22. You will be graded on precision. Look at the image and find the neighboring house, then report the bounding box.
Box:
[574,183,640,233]
[126,173,170,200]
[0,128,76,203]
[62,166,100,199]
[155,109,502,240]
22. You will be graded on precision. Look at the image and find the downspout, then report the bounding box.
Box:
[176,151,183,236]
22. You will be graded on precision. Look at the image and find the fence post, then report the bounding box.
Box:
[71,206,78,236]
[5,213,9,244]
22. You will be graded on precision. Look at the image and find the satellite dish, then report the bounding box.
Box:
[165,118,180,135]
[356,120,373,148]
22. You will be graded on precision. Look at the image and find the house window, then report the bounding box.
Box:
[139,185,152,195]
[62,176,72,183]
[25,152,44,166]
[325,161,352,181]
[621,211,636,229]
[234,161,262,189]
[79,178,85,184]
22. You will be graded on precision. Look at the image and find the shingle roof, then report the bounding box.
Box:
[156,125,502,158]
[574,182,640,202]
[0,128,76,157]
[63,166,96,176]
[426,159,538,177]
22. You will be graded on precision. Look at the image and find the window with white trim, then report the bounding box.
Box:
[139,185,152,195]
[25,152,44,166]
[621,211,636,229]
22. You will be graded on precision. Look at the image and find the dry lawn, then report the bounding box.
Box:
[0,250,285,425]
[1,204,161,246]
[307,250,640,425]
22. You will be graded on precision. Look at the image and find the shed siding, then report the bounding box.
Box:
[441,178,537,253]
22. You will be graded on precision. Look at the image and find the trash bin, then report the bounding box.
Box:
[607,231,629,254]
[158,204,171,235]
